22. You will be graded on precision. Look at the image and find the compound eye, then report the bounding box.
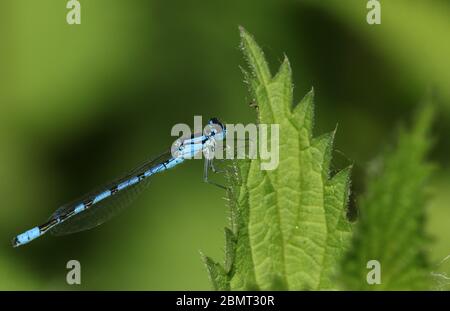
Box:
[209,117,219,125]
[209,117,225,130]
[204,123,221,137]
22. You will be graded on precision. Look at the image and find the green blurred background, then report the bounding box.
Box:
[0,0,449,290]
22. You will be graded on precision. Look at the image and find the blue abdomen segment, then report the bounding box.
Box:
[93,190,112,204]
[117,176,139,191]
[12,226,41,247]
[164,157,184,169]
[74,203,85,214]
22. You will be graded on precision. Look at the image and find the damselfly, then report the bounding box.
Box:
[12,118,227,247]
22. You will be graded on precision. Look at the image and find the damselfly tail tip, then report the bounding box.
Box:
[11,226,41,248]
[11,236,23,248]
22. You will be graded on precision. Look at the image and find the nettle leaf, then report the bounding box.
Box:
[341,104,435,290]
[203,27,352,290]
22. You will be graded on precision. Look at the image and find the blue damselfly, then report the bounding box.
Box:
[12,118,227,247]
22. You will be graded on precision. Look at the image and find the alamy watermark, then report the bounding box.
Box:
[367,0,381,25]
[66,259,81,285]
[366,259,381,285]
[171,116,279,171]
[66,0,81,25]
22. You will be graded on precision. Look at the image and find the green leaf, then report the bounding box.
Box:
[341,104,435,290]
[204,27,352,290]
[202,253,230,291]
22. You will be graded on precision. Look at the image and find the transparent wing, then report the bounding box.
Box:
[49,150,173,236]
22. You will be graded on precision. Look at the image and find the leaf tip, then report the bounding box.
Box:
[282,53,291,66]
[238,27,271,84]
[238,25,247,35]
[333,122,339,134]
[276,54,292,77]
[238,25,253,46]
[305,86,315,102]
[201,252,230,290]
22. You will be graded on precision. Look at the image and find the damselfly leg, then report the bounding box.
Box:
[203,158,228,190]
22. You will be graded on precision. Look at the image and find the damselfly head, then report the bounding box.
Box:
[208,117,225,130]
[206,117,226,139]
